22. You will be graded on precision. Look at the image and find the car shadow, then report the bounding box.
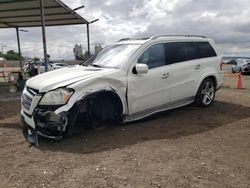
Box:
[36,101,250,154]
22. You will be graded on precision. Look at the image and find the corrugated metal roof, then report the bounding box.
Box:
[0,0,88,28]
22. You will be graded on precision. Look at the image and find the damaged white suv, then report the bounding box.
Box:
[21,35,223,145]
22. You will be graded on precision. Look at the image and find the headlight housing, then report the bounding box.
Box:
[39,88,74,105]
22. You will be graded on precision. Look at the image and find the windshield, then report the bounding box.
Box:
[82,44,140,69]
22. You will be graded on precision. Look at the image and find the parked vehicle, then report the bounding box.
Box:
[221,58,231,64]
[24,60,54,76]
[232,59,250,74]
[21,35,223,145]
[0,57,6,61]
[53,63,69,69]
[228,59,237,65]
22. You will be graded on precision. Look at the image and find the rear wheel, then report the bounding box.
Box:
[195,78,215,107]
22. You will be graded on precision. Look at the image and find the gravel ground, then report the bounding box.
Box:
[0,86,250,188]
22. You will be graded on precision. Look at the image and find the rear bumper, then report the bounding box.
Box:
[216,71,223,90]
[216,80,223,91]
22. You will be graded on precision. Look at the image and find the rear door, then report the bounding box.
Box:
[166,42,200,102]
[191,41,219,84]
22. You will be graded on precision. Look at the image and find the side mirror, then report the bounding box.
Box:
[134,63,149,74]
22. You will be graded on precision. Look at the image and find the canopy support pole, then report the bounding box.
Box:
[86,23,90,57]
[39,0,48,72]
[16,27,22,71]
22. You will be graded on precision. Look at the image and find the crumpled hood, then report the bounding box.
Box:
[26,65,119,92]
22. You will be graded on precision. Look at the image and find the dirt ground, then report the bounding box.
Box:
[0,88,250,188]
[1,76,250,187]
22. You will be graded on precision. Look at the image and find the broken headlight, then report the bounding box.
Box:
[39,88,74,105]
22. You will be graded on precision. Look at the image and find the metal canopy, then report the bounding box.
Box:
[0,0,88,28]
[0,0,93,72]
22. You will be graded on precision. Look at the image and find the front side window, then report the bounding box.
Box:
[138,43,166,69]
[83,44,140,69]
[165,42,198,64]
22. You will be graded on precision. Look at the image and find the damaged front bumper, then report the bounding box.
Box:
[21,107,68,145]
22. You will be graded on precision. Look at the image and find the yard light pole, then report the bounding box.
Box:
[87,19,99,57]
[73,5,99,58]
[16,28,28,71]
[39,0,48,72]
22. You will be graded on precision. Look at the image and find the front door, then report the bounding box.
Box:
[127,43,171,114]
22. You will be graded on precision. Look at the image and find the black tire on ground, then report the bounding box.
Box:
[195,78,216,107]
[63,107,79,138]
[239,69,245,75]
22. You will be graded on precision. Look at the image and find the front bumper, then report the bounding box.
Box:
[21,107,68,143]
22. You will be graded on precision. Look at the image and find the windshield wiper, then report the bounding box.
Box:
[91,64,103,68]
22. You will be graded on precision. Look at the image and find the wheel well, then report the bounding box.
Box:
[195,76,217,97]
[206,76,217,88]
[69,90,124,129]
[87,91,123,121]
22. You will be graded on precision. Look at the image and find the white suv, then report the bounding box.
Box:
[21,35,223,144]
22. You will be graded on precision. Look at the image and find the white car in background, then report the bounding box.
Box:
[232,59,250,74]
[21,35,223,145]
[24,61,54,73]
[24,61,69,74]
[53,63,69,69]
[0,57,6,61]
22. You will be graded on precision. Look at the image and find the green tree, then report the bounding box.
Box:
[0,51,4,58]
[5,50,22,60]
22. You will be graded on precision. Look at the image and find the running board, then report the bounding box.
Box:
[123,97,194,123]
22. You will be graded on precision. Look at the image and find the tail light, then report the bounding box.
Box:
[220,59,223,71]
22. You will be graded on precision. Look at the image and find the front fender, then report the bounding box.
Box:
[55,86,127,115]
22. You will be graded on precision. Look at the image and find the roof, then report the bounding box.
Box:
[0,0,88,28]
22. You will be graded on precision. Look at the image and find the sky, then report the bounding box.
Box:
[0,0,250,59]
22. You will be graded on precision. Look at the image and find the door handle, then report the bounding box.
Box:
[161,73,170,79]
[195,65,200,70]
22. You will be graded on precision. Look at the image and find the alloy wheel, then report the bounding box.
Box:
[201,81,215,105]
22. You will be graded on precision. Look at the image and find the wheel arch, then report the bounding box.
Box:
[71,88,125,118]
[83,89,124,120]
[194,73,218,96]
[55,87,127,115]
[60,88,125,136]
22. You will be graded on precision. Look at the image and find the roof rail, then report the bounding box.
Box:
[117,38,131,42]
[150,35,207,40]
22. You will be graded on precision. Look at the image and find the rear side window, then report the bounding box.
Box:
[138,43,166,69]
[165,42,198,64]
[192,42,217,58]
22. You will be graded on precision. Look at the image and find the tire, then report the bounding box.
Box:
[239,69,245,75]
[63,107,79,138]
[195,78,215,107]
